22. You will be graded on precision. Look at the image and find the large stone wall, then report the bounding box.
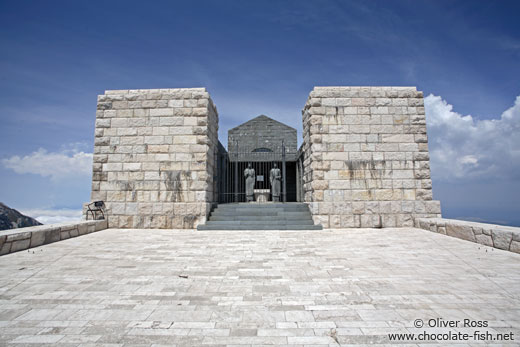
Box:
[302,86,441,228]
[91,88,218,229]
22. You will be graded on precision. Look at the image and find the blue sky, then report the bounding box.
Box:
[1,0,519,225]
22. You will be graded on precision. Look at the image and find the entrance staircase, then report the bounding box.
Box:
[197,203,323,230]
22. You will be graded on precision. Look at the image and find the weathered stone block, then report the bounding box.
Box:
[11,239,30,252]
[398,214,414,227]
[0,242,11,255]
[491,229,513,250]
[446,223,476,242]
[382,215,397,227]
[78,223,89,235]
[360,215,381,228]
[43,228,61,243]
[30,231,46,248]
[511,241,520,254]
[341,215,360,228]
[475,234,494,247]
[6,232,31,242]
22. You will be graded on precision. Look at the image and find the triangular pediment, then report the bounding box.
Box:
[229,115,295,132]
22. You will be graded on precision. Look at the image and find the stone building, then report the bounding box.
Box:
[219,115,299,203]
[89,86,441,229]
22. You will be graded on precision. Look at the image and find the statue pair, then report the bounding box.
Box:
[244,163,281,202]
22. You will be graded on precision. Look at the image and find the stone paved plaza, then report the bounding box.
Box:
[0,228,519,346]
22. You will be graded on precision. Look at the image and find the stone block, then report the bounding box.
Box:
[446,223,476,242]
[398,214,414,227]
[382,215,397,227]
[78,223,89,235]
[340,215,359,228]
[0,242,11,255]
[475,234,494,247]
[424,201,441,214]
[150,108,174,116]
[30,231,46,248]
[365,201,379,214]
[42,228,60,244]
[491,229,513,250]
[123,163,141,171]
[11,239,30,252]
[511,241,520,254]
[6,232,31,242]
[360,215,381,228]
[330,215,341,228]
[95,118,111,128]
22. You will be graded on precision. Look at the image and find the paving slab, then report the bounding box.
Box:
[0,227,519,345]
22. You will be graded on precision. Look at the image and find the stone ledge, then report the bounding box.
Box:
[105,87,207,94]
[0,220,108,256]
[415,218,520,254]
[310,86,421,98]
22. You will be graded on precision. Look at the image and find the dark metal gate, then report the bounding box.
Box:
[217,142,297,203]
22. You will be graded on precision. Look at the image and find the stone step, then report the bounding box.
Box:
[209,215,313,222]
[206,220,314,226]
[213,210,309,215]
[197,224,323,230]
[211,211,311,217]
[197,202,322,231]
[214,204,309,210]
[213,207,310,212]
[216,203,307,207]
[215,204,308,208]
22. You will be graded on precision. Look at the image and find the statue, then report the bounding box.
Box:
[270,163,281,202]
[244,163,255,202]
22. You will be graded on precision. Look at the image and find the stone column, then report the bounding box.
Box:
[91,88,219,229]
[301,86,441,228]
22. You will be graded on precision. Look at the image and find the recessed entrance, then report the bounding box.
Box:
[216,114,302,204]
[216,149,299,203]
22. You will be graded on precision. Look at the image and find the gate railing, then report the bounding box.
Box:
[217,142,297,204]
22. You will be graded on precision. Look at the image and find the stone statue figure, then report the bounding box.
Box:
[244,163,255,202]
[270,163,281,202]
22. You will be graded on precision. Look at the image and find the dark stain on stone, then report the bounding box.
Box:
[118,181,134,191]
[183,215,197,228]
[162,170,192,202]
[344,159,391,180]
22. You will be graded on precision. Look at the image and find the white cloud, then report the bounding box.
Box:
[20,208,83,225]
[425,94,520,182]
[2,148,93,180]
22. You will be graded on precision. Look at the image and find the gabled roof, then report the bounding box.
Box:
[229,115,296,132]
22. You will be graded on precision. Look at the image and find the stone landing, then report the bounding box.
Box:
[0,228,518,345]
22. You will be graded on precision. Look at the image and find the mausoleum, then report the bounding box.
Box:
[89,86,441,229]
[219,115,299,203]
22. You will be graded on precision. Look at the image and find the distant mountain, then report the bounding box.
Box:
[0,202,42,231]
